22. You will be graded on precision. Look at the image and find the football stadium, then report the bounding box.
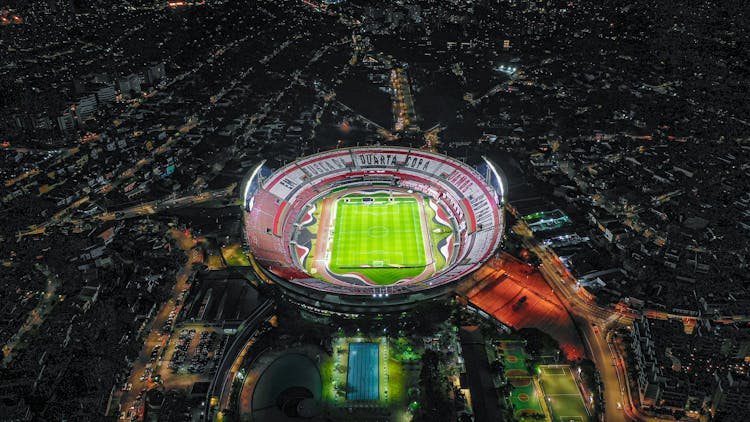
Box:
[242,147,505,313]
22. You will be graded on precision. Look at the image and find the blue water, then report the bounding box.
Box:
[346,342,379,401]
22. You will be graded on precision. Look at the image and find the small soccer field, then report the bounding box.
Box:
[538,366,591,422]
[346,342,380,401]
[329,194,427,285]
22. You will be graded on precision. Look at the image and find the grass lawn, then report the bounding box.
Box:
[385,354,406,404]
[329,194,426,285]
[320,355,337,402]
[538,366,590,422]
[424,198,453,269]
[207,254,224,270]
[221,244,251,266]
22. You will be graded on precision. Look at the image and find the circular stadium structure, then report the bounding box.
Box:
[242,147,506,313]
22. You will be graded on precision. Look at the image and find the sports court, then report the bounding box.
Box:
[509,378,544,419]
[346,342,380,401]
[329,194,427,285]
[538,365,590,422]
[500,342,529,377]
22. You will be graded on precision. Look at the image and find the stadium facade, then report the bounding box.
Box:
[242,147,506,314]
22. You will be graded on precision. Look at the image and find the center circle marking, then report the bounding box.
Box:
[368,226,389,238]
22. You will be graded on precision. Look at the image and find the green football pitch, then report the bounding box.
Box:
[329,194,427,285]
[538,366,591,422]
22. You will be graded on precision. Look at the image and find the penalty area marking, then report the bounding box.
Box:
[540,366,567,376]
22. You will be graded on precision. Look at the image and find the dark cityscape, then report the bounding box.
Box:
[1,0,749,421]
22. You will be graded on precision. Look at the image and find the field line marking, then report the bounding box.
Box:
[546,393,585,397]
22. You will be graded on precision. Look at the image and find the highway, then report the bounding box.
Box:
[94,183,237,222]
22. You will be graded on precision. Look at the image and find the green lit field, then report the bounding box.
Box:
[329,194,427,285]
[538,365,591,422]
[221,244,251,266]
[509,378,545,420]
[500,342,546,420]
[500,342,529,377]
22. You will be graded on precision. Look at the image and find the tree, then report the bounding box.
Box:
[517,327,560,357]
[490,359,505,374]
[414,350,453,422]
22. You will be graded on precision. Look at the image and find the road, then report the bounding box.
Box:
[116,230,202,421]
[94,183,237,222]
[1,265,61,367]
[16,118,200,239]
[18,182,234,240]
[512,221,633,422]
[577,316,632,422]
[206,299,274,421]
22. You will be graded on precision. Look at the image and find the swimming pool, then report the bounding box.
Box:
[346,342,379,401]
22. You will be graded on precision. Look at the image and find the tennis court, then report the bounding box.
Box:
[346,342,380,401]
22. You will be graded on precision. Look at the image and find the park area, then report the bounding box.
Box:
[221,243,251,266]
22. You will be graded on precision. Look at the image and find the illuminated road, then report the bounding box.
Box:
[1,265,61,367]
[390,67,417,131]
[17,182,235,240]
[513,221,633,422]
[3,146,81,191]
[95,183,237,222]
[17,119,200,238]
[206,299,274,421]
[116,230,202,421]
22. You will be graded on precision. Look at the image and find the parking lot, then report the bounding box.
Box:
[156,325,225,390]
